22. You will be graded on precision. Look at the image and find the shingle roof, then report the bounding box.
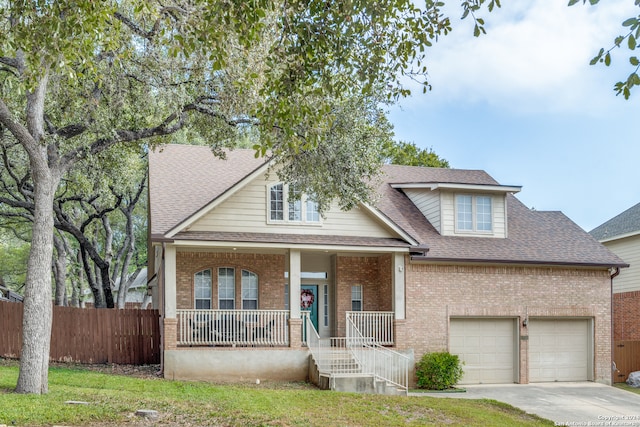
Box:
[377,166,625,267]
[148,145,267,236]
[148,145,626,267]
[590,202,640,241]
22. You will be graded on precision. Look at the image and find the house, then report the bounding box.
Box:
[590,203,640,364]
[148,144,626,391]
[0,281,23,303]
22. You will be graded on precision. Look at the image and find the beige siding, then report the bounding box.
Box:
[189,172,395,238]
[441,192,506,238]
[404,189,441,233]
[605,235,640,293]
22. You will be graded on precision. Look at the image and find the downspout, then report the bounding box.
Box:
[610,267,620,384]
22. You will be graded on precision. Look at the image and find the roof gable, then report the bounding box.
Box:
[148,145,266,236]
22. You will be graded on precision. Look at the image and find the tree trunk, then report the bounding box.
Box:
[53,235,67,306]
[70,250,83,308]
[16,168,59,394]
[81,246,105,308]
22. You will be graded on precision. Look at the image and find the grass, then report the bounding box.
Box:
[615,383,640,395]
[0,362,554,426]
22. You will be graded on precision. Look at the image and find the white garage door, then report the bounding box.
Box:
[450,318,516,384]
[529,319,590,382]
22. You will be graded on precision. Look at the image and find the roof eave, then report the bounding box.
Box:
[596,229,640,243]
[391,182,522,194]
[409,256,629,269]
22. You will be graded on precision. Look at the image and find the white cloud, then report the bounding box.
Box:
[401,0,639,114]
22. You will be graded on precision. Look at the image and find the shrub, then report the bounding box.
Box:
[415,352,464,390]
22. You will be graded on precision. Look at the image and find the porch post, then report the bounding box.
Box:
[289,249,301,319]
[393,253,405,320]
[164,244,177,319]
[288,249,303,347]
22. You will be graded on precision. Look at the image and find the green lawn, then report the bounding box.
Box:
[0,362,554,426]
[615,383,640,395]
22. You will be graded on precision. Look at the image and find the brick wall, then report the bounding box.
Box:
[176,252,285,310]
[404,262,612,384]
[614,290,640,340]
[334,255,391,336]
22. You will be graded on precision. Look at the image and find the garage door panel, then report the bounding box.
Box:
[529,319,589,382]
[450,318,516,385]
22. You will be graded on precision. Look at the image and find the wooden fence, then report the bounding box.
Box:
[613,340,640,383]
[0,300,160,365]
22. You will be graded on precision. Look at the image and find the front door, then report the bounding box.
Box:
[301,285,319,331]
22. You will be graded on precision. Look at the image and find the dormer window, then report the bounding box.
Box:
[268,183,320,224]
[456,194,492,233]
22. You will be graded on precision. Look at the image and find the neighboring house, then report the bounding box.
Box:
[148,144,625,391]
[0,282,23,303]
[590,203,640,342]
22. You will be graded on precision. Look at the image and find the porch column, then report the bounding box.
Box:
[288,250,302,347]
[393,253,405,320]
[289,249,301,319]
[164,244,177,319]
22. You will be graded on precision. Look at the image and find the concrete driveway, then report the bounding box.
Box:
[410,382,640,425]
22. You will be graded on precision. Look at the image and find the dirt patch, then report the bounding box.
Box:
[0,357,162,379]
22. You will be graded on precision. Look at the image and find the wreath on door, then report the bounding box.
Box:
[300,289,315,308]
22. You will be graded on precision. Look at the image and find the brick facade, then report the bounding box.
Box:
[335,255,393,336]
[614,290,640,340]
[176,251,286,310]
[403,261,612,384]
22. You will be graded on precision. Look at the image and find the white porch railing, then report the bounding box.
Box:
[177,309,289,347]
[346,317,409,392]
[346,311,394,345]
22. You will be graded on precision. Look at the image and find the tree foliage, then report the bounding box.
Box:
[381,140,450,168]
[558,0,640,99]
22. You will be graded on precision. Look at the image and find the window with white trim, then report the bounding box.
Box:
[218,267,235,309]
[270,184,284,221]
[268,183,320,224]
[194,269,212,309]
[306,197,320,222]
[456,194,493,232]
[241,270,258,310]
[323,285,329,327]
[351,285,362,312]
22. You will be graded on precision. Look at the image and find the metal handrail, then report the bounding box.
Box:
[346,316,409,391]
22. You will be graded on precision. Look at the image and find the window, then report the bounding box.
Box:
[218,267,235,309]
[241,270,258,310]
[270,184,284,221]
[288,187,302,221]
[351,285,362,312]
[306,198,320,222]
[456,195,473,231]
[194,269,212,309]
[284,284,289,310]
[268,183,320,224]
[456,195,493,232]
[323,285,329,327]
[476,196,492,231]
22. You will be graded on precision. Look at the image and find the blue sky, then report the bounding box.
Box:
[388,0,640,232]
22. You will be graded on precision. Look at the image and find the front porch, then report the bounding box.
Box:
[159,246,411,389]
[166,309,410,393]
